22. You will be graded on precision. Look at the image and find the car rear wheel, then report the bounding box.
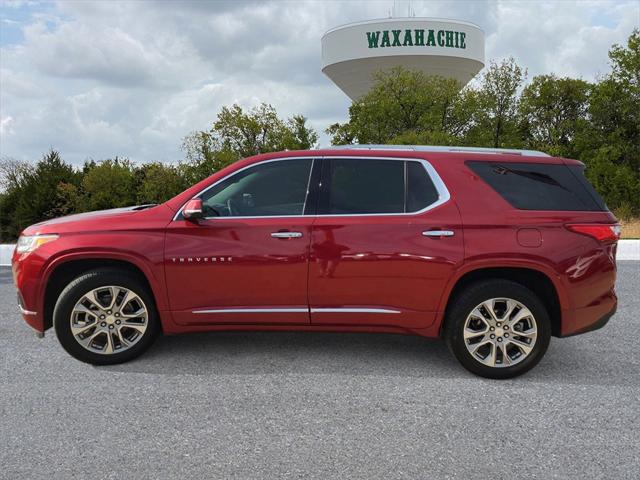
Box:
[53,268,159,365]
[444,279,551,379]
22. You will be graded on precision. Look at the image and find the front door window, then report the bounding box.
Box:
[200,159,313,217]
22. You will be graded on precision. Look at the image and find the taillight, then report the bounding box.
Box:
[566,223,621,243]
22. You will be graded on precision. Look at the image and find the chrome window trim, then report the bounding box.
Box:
[173,155,450,221]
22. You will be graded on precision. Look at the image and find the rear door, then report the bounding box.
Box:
[308,156,463,329]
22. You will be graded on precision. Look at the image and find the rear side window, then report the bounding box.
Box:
[466,161,607,211]
[323,159,404,214]
[319,158,441,215]
[407,161,439,212]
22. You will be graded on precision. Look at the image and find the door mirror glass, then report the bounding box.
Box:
[182,198,204,220]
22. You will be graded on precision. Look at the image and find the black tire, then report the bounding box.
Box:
[444,279,551,379]
[53,268,159,365]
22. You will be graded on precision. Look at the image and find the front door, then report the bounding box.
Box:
[308,157,463,329]
[165,158,316,325]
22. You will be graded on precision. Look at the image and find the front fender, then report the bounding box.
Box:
[39,249,169,315]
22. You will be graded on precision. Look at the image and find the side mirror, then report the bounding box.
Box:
[182,198,204,221]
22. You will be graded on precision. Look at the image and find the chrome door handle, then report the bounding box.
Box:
[271,231,303,239]
[422,230,455,237]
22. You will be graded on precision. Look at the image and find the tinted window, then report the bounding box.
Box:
[200,159,312,217]
[567,165,608,210]
[322,159,404,214]
[407,161,439,212]
[466,161,606,211]
[319,158,441,215]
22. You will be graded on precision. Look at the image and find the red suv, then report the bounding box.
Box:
[12,146,619,378]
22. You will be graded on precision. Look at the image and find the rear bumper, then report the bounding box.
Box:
[559,300,617,338]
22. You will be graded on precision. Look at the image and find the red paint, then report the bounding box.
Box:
[12,149,618,340]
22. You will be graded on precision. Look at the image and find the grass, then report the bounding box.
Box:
[620,218,640,239]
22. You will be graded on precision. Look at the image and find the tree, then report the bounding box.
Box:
[136,162,187,204]
[470,57,526,148]
[81,158,137,211]
[326,67,475,145]
[181,103,317,184]
[518,75,590,158]
[0,158,33,192]
[576,29,640,215]
[0,150,80,241]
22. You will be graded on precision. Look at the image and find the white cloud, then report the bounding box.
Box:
[0,0,637,165]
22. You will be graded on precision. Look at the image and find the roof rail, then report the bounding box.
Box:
[328,144,550,157]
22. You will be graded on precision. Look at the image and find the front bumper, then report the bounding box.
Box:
[12,252,47,333]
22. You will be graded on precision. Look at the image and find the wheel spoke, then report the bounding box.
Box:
[77,330,103,349]
[106,287,120,311]
[116,289,131,311]
[121,307,146,319]
[483,342,496,366]
[122,321,146,333]
[104,331,115,354]
[464,325,487,340]
[507,337,533,355]
[509,307,533,325]
[79,295,102,313]
[71,322,96,336]
[116,326,130,347]
[502,299,518,321]
[73,302,94,315]
[499,342,512,365]
[513,327,537,338]
[481,301,498,322]
[471,338,491,356]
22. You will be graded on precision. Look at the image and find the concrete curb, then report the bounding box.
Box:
[1,244,15,266]
[617,239,640,260]
[1,240,639,266]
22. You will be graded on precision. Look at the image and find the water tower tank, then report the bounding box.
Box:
[322,17,485,100]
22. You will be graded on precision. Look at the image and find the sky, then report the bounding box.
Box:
[1,0,638,166]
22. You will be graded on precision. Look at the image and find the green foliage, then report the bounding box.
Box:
[576,29,640,213]
[182,103,318,179]
[327,68,472,145]
[518,75,591,158]
[472,57,526,147]
[0,150,81,241]
[81,158,137,211]
[136,162,187,205]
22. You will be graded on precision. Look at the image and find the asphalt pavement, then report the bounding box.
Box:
[1,263,639,479]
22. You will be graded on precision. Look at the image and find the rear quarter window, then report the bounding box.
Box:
[466,161,607,212]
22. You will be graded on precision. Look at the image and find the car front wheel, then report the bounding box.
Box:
[53,268,159,365]
[445,279,551,379]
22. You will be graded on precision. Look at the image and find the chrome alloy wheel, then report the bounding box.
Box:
[463,298,538,368]
[70,286,149,354]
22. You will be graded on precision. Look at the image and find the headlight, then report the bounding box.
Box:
[16,234,59,254]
